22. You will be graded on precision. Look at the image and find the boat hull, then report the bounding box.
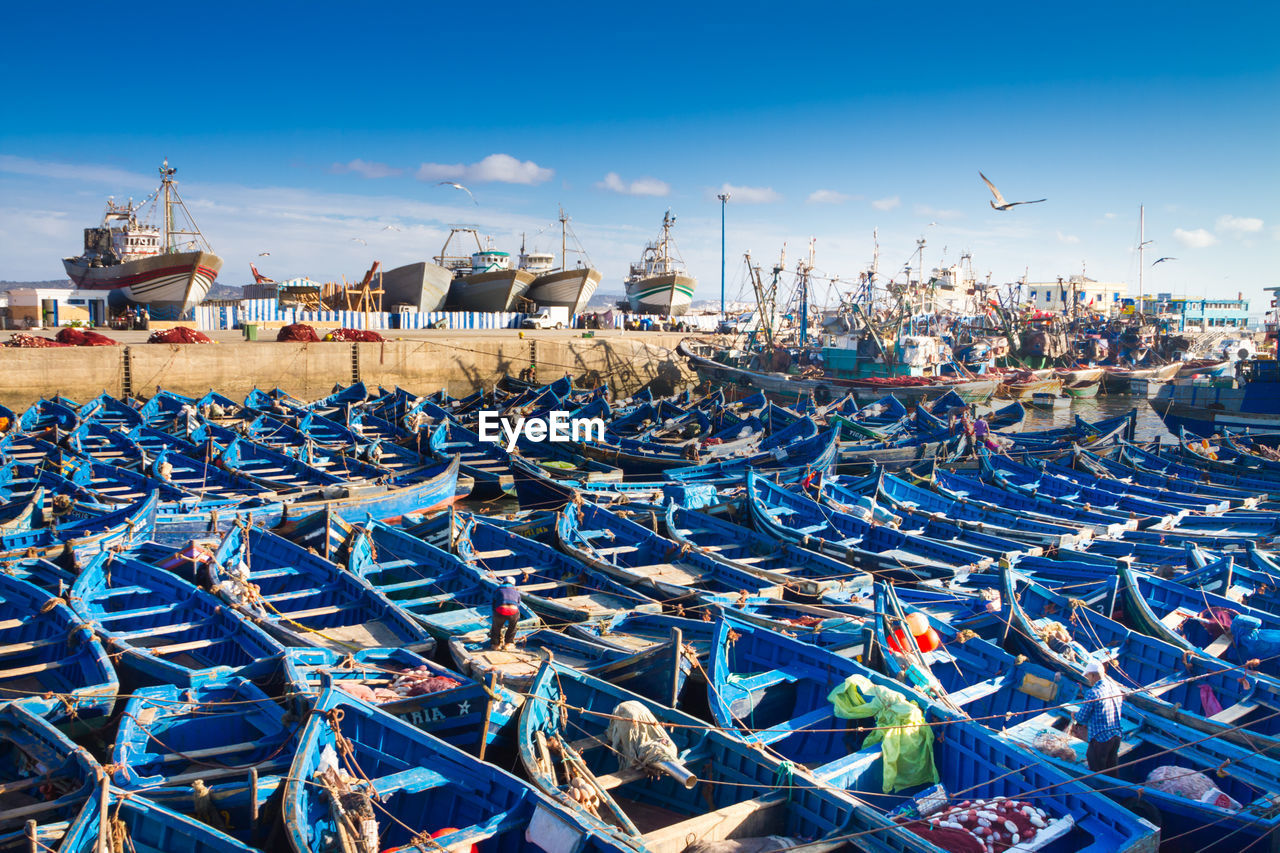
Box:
[526,267,601,313]
[625,272,695,315]
[446,269,534,312]
[63,250,221,319]
[380,260,453,312]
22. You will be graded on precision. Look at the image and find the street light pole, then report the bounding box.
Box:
[717,193,731,315]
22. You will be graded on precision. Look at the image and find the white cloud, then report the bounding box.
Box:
[808,189,849,204]
[1216,214,1264,235]
[330,159,402,179]
[914,204,961,220]
[0,154,150,186]
[597,172,670,197]
[1056,231,1080,245]
[1173,227,1218,249]
[871,195,900,211]
[416,153,553,185]
[715,183,780,204]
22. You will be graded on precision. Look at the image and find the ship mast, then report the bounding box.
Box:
[559,207,568,272]
[153,159,211,254]
[1137,204,1153,318]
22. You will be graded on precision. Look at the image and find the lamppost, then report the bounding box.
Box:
[717,193,731,315]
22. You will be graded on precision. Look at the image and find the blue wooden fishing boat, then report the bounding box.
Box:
[212,523,437,654]
[1001,567,1280,752]
[747,470,985,583]
[448,625,693,703]
[0,573,116,729]
[877,468,1088,549]
[346,519,538,639]
[18,398,79,435]
[250,646,523,757]
[284,683,613,853]
[427,419,513,498]
[454,513,662,627]
[557,500,785,603]
[111,676,294,841]
[0,701,99,837]
[710,614,1160,853]
[57,786,263,853]
[520,658,888,853]
[870,585,1280,853]
[70,550,285,686]
[820,474,1037,563]
[662,501,869,598]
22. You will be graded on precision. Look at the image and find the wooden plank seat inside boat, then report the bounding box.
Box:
[1209,700,1259,723]
[1160,607,1196,630]
[1003,709,1143,763]
[622,563,701,585]
[639,792,841,853]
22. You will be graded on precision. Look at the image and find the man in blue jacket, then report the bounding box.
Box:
[491,577,520,650]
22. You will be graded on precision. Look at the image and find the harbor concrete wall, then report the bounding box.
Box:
[0,332,699,407]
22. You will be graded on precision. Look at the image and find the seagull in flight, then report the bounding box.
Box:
[979,172,1046,211]
[351,237,367,246]
[437,181,478,205]
[257,252,271,256]
[381,225,403,232]
[1152,257,1177,266]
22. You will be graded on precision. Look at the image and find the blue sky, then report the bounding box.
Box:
[2,1,1276,310]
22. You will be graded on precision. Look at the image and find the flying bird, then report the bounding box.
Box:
[1152,257,1177,266]
[437,181,478,204]
[979,172,1046,211]
[257,252,271,256]
[382,225,403,232]
[351,238,367,246]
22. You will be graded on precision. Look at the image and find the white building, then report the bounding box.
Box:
[1024,276,1127,315]
[5,288,108,329]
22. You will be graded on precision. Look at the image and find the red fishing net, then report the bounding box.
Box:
[276,323,321,342]
[327,328,385,342]
[148,327,214,344]
[54,328,119,346]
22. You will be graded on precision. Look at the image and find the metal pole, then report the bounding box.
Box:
[717,194,730,316]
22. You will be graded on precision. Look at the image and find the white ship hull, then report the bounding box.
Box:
[62,250,221,320]
[625,273,696,316]
[526,267,602,314]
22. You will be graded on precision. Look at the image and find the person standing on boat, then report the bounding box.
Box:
[491,577,520,650]
[1073,660,1124,772]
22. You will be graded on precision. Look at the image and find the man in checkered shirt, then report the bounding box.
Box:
[1072,660,1125,772]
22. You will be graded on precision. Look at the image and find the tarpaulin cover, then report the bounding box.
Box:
[148,327,214,344]
[1228,614,1280,664]
[54,328,119,346]
[276,323,321,342]
[326,328,385,342]
[827,673,939,793]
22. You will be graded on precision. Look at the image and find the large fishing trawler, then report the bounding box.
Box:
[624,210,696,315]
[520,208,601,315]
[437,227,533,312]
[62,160,222,320]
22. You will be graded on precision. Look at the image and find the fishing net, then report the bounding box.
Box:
[5,334,72,347]
[827,674,939,793]
[902,798,1051,853]
[606,700,678,769]
[276,323,321,342]
[148,327,214,344]
[326,328,385,342]
[54,328,119,346]
[1032,730,1077,761]
[1146,766,1242,810]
